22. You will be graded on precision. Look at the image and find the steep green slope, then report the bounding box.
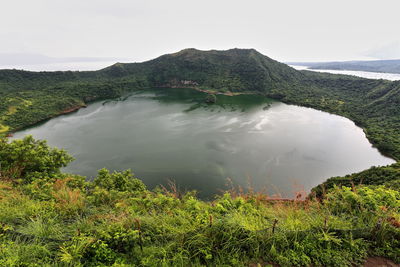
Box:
[0,48,399,160]
[98,48,304,92]
[311,163,400,198]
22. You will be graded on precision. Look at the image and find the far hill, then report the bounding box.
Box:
[1,48,400,159]
[99,48,304,91]
[290,59,400,74]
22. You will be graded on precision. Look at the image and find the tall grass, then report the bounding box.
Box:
[0,177,399,266]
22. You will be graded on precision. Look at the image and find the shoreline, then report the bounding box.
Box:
[4,87,398,191]
[5,86,398,162]
[5,103,88,138]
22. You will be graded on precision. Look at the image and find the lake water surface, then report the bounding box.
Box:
[290,65,400,81]
[13,88,395,198]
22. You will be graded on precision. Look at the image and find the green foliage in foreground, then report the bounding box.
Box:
[0,136,399,266]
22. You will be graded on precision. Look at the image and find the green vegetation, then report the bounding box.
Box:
[205,93,217,104]
[0,124,9,134]
[0,136,399,266]
[1,48,400,265]
[311,163,400,198]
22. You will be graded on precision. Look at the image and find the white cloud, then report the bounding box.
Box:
[1,0,400,64]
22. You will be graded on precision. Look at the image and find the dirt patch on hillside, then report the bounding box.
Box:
[363,257,399,267]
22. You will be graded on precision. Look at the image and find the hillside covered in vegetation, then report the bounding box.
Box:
[0,136,399,266]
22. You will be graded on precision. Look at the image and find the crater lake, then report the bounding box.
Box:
[12,88,395,198]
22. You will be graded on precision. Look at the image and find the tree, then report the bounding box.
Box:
[0,135,74,183]
[205,94,217,104]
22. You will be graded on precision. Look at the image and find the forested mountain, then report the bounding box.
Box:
[290,59,400,74]
[1,48,400,160]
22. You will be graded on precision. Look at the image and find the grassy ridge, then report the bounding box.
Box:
[2,178,399,266]
[311,163,400,198]
[0,137,399,266]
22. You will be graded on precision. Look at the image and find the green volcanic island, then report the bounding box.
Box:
[0,49,399,266]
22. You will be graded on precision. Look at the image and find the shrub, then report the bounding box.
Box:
[324,185,400,215]
[93,168,146,193]
[52,179,86,217]
[0,136,73,183]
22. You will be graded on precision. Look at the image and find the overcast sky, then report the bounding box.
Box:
[1,0,400,68]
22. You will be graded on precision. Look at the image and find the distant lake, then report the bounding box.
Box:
[13,88,395,198]
[0,61,119,71]
[291,65,400,81]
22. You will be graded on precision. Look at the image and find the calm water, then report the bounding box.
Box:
[0,61,119,71]
[290,65,400,81]
[13,88,395,198]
